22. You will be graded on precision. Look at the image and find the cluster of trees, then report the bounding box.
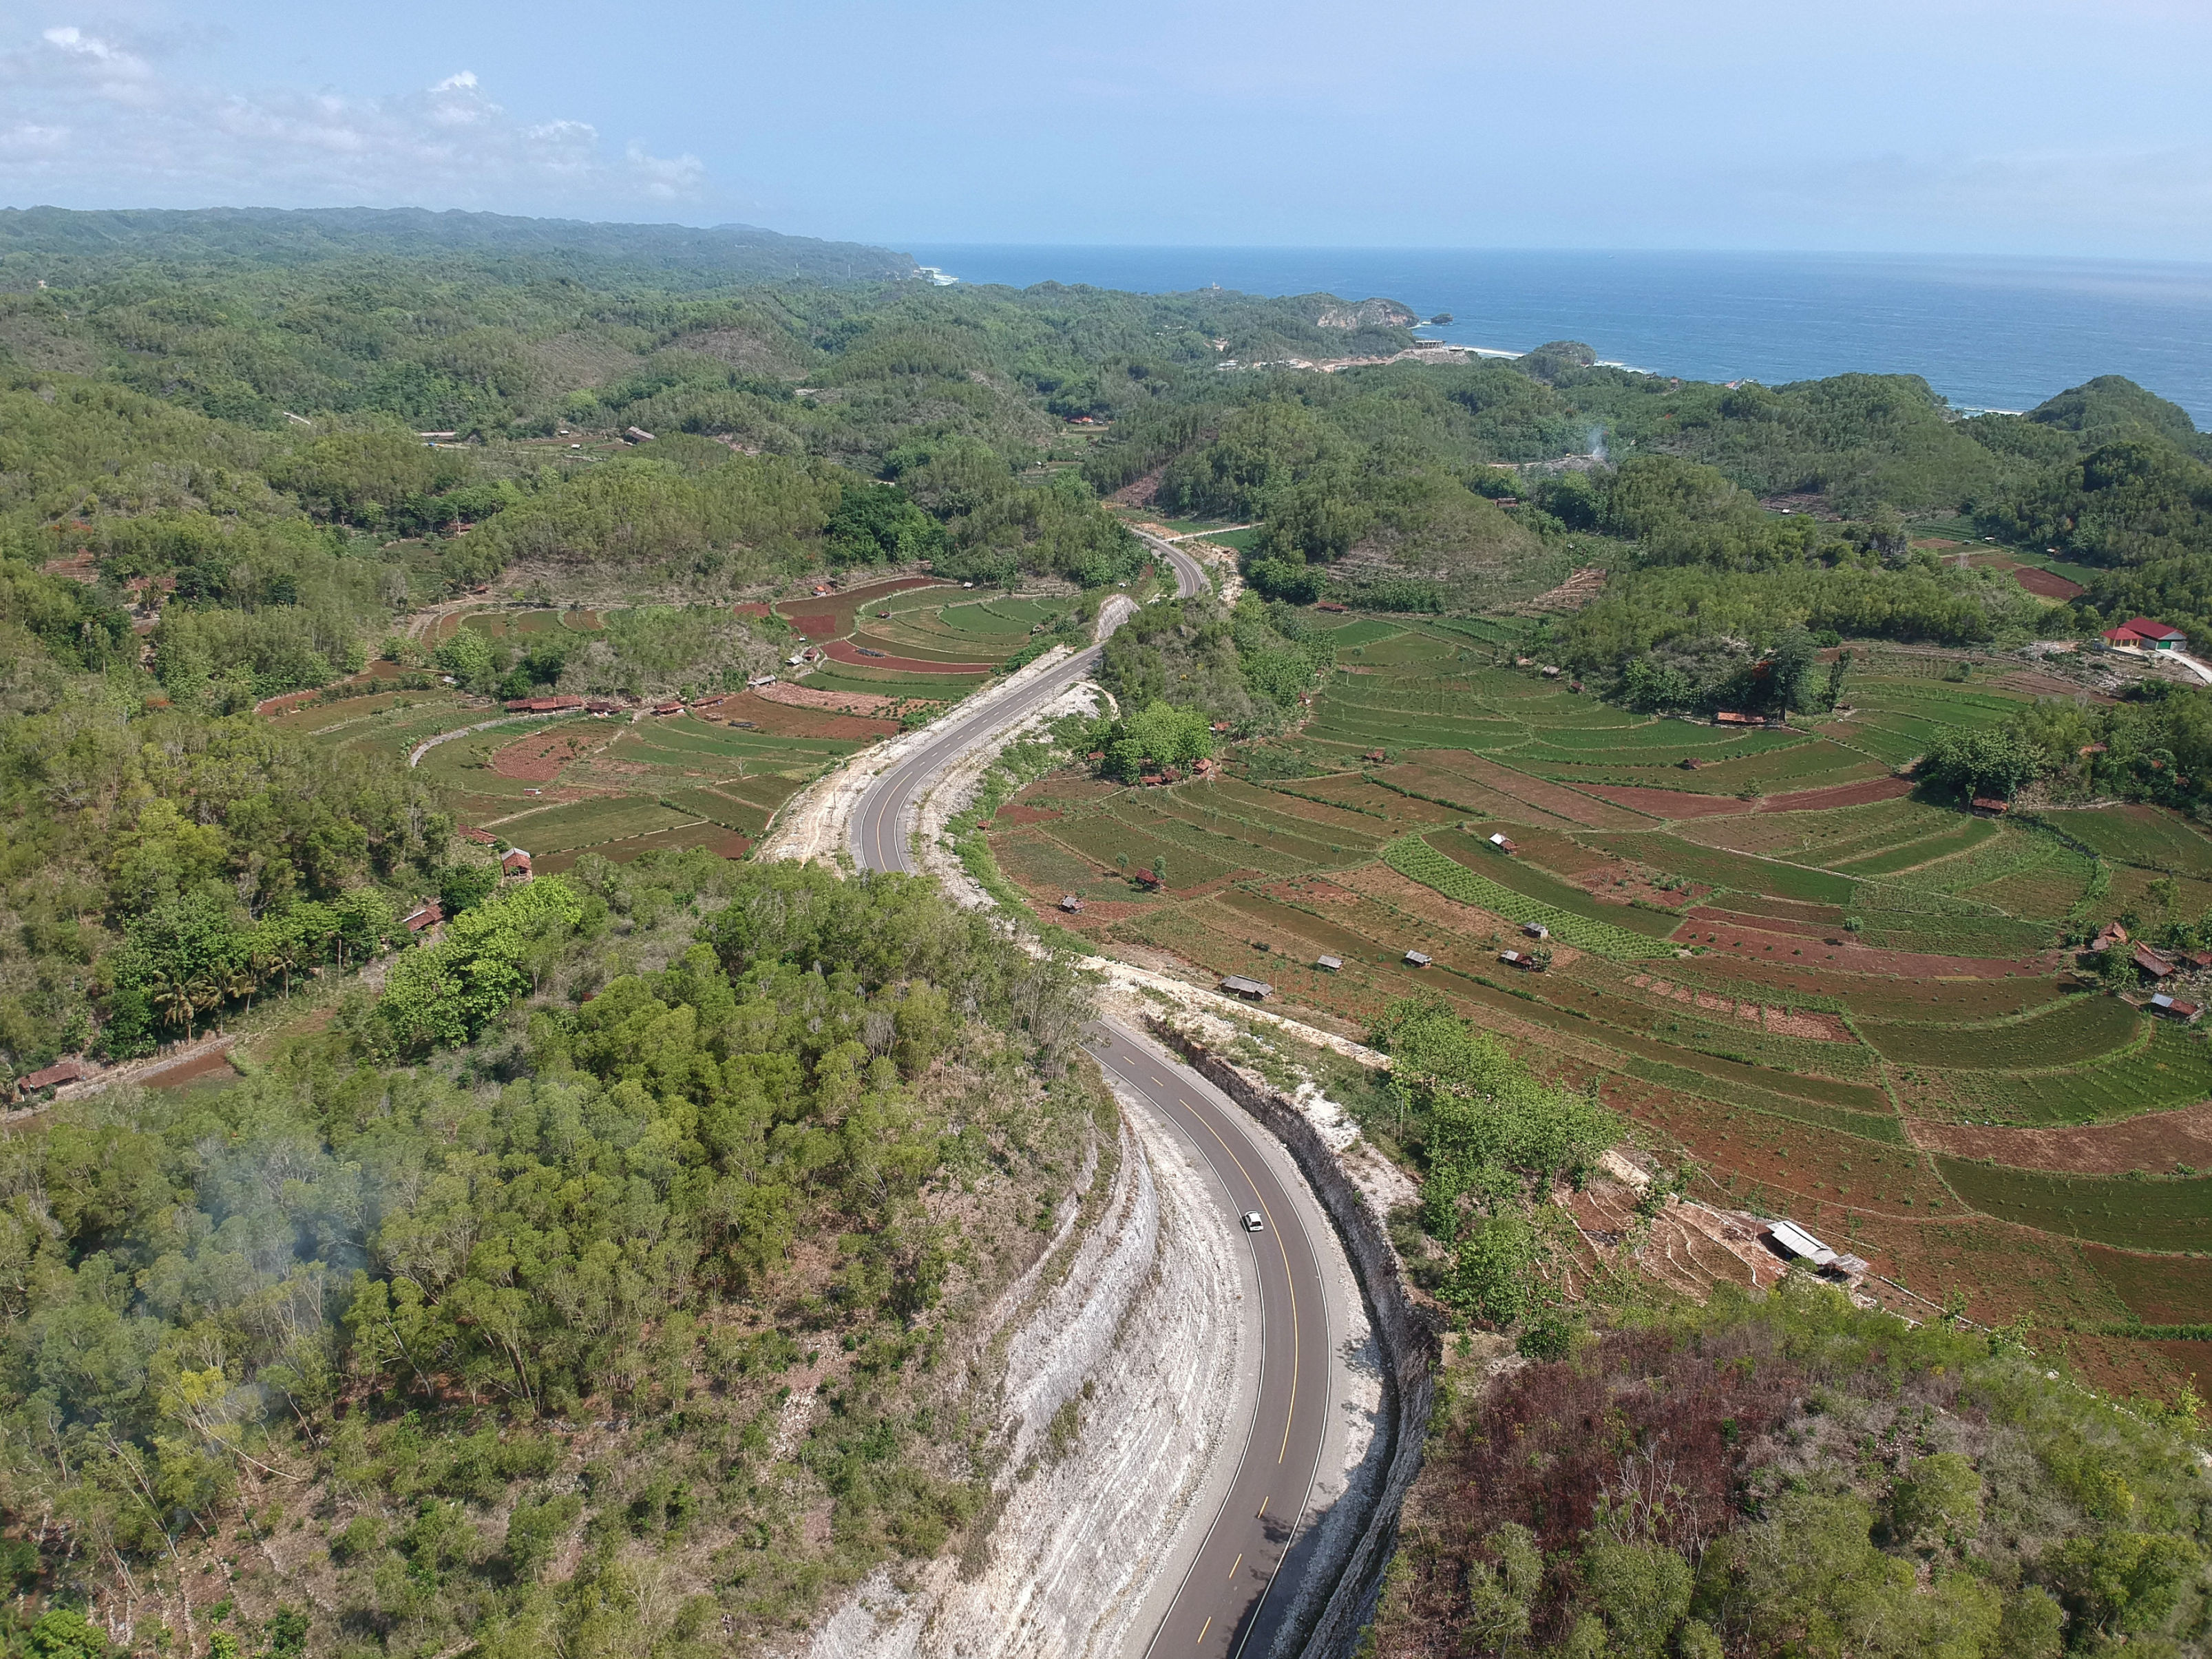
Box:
[1985,681,2212,812]
[1562,560,2040,693]
[1094,593,1331,748]
[1614,628,1851,718]
[1380,1280,2211,1658]
[1367,997,1615,1333]
[0,697,443,1073]
[1084,701,1216,781]
[0,849,1107,1651]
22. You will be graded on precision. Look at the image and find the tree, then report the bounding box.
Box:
[1919,727,2045,800]
[1447,1212,1534,1326]
[25,1609,108,1659]
[1464,1523,1542,1649]
[1890,1452,1983,1550]
[1762,626,1818,712]
[440,863,500,917]
[434,627,496,688]
[379,876,585,1050]
[1582,1539,1694,1659]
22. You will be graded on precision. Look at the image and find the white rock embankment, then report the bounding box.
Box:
[803,1084,1250,1659]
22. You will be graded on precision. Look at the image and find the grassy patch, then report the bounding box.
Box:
[1939,1159,2212,1253]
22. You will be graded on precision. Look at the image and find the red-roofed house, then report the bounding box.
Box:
[402,902,444,935]
[502,848,534,880]
[2105,617,2188,651]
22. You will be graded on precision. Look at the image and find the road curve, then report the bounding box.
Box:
[852,539,1205,871]
[1092,1022,1331,1659]
[850,549,1334,1658]
[1138,529,1212,600]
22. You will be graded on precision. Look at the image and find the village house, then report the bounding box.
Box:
[502,848,534,880]
[2103,617,2187,651]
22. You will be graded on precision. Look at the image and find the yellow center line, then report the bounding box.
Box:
[1228,1552,1243,1580]
[1256,1494,1268,1517]
[1197,1616,1212,1645]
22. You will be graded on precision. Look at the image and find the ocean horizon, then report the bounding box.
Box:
[907,246,2212,425]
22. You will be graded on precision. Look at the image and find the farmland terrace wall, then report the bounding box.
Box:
[1144,1016,1442,1659]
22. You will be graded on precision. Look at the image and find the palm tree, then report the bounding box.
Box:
[150,975,197,1037]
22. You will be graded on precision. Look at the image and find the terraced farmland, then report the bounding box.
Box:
[1008,615,2212,1388]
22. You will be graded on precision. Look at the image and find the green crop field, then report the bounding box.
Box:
[2043,804,2212,875]
[1858,992,2142,1068]
[497,796,695,856]
[1325,618,1410,646]
[1831,818,1998,876]
[1621,1057,1906,1144]
[1590,832,1854,905]
[1382,834,1672,960]
[1939,1159,2212,1252]
[1929,1022,2212,1124]
[1427,829,1681,937]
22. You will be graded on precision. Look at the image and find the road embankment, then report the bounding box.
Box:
[1145,1017,1442,1659]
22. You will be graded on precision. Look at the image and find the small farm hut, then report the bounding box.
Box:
[1219,975,1273,1000]
[15,1059,85,1097]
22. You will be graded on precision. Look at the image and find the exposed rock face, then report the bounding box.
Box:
[801,1091,1252,1659]
[1311,297,1420,330]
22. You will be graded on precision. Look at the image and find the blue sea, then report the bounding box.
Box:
[907,247,2212,425]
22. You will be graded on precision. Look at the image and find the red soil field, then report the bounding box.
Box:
[1671,914,2034,978]
[751,681,904,715]
[730,602,772,619]
[719,690,898,739]
[490,727,595,781]
[1600,1073,1949,1221]
[823,639,991,673]
[778,575,952,641]
[1681,905,1837,940]
[1756,776,1914,813]
[2013,566,2088,600]
[994,803,1062,824]
[1583,785,1754,818]
[1391,752,1653,828]
[2085,1242,2212,1324]
[1909,1101,2212,1176]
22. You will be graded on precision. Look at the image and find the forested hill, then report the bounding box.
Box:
[0,205,918,286]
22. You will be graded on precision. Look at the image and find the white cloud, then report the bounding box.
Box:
[0,25,709,214]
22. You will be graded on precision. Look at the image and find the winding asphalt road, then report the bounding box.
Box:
[849,533,1335,1658]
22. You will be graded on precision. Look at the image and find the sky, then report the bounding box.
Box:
[1,0,2209,259]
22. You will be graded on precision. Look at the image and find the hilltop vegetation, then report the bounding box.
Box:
[1375,1280,2211,1659]
[0,852,1108,1654]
